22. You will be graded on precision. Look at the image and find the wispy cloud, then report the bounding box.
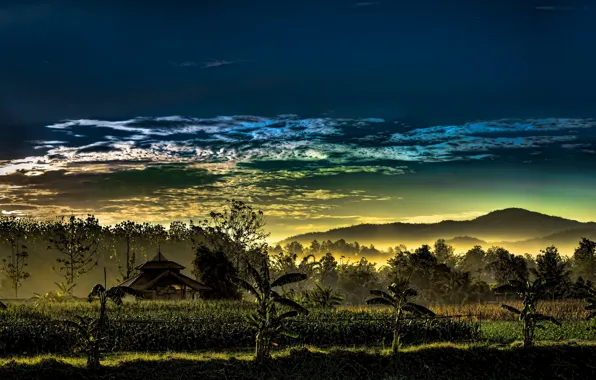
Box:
[353,2,381,7]
[1,114,595,235]
[169,61,197,67]
[535,6,588,11]
[200,59,254,68]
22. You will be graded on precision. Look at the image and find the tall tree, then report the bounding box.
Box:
[318,252,339,288]
[434,239,457,268]
[533,246,572,299]
[485,246,529,285]
[110,221,145,282]
[308,240,321,256]
[286,241,304,257]
[573,238,596,282]
[457,245,487,280]
[193,199,269,275]
[48,215,101,291]
[0,217,32,298]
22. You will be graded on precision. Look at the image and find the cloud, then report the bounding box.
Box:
[399,211,487,224]
[353,2,381,7]
[535,6,588,11]
[1,114,595,233]
[200,59,254,68]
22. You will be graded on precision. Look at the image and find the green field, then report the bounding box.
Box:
[1,300,595,379]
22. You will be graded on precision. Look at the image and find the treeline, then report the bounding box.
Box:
[269,238,595,305]
[1,200,595,306]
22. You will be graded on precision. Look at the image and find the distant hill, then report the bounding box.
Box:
[280,208,596,255]
[445,236,488,247]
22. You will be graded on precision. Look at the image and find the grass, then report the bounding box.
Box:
[427,300,590,322]
[1,342,595,380]
[480,321,596,344]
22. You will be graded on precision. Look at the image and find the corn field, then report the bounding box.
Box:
[0,299,591,356]
[0,300,479,355]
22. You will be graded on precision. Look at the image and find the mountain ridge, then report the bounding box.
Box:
[279,208,596,254]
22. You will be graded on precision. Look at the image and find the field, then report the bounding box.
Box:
[1,300,595,379]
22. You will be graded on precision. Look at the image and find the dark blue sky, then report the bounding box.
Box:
[1,0,595,126]
[1,0,596,239]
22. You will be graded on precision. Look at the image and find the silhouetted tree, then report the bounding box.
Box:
[0,217,32,298]
[532,246,572,299]
[286,241,304,257]
[109,221,145,282]
[192,243,241,300]
[457,245,487,281]
[573,238,596,282]
[318,252,339,288]
[48,215,101,292]
[434,239,457,268]
[308,240,321,256]
[485,246,529,285]
[193,199,269,275]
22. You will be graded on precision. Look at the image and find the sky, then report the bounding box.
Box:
[1,0,596,242]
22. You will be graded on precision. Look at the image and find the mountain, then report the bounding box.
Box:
[280,208,596,254]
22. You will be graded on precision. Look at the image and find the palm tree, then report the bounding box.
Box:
[229,256,309,363]
[495,278,561,348]
[366,278,435,356]
[302,284,344,308]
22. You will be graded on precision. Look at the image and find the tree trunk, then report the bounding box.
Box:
[255,331,271,363]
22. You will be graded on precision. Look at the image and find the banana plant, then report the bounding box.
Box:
[64,284,141,370]
[495,278,561,347]
[229,256,309,363]
[302,284,344,308]
[366,278,435,356]
[62,315,104,371]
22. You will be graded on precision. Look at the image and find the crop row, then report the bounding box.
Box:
[0,315,478,355]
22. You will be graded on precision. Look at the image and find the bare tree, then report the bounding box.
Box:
[48,215,101,292]
[109,221,145,281]
[0,217,32,298]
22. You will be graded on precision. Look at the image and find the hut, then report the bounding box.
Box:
[117,250,210,300]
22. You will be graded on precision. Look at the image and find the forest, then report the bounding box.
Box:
[0,199,595,306]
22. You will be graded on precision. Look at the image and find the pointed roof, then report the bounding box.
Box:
[117,270,210,291]
[135,249,185,270]
[151,251,169,262]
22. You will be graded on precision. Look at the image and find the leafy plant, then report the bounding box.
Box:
[302,284,344,308]
[229,256,308,363]
[64,284,141,370]
[32,282,79,306]
[495,278,562,347]
[366,278,435,356]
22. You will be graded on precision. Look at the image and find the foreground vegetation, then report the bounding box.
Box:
[1,343,595,380]
[2,299,596,357]
[0,300,479,355]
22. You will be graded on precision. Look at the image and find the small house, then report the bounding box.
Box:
[118,250,210,300]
